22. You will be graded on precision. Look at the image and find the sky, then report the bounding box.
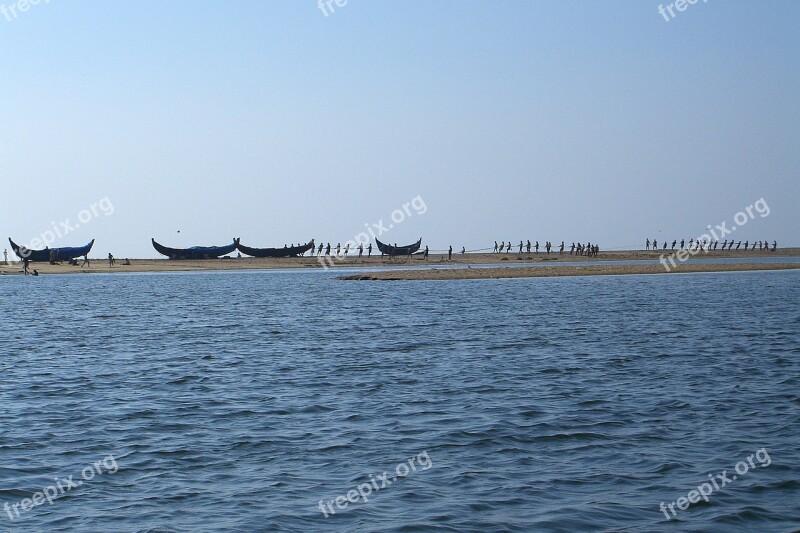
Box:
[1,1,798,258]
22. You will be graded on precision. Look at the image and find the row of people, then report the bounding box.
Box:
[645,238,777,252]
[493,240,600,256]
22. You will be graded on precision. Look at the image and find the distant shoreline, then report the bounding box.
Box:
[340,262,800,281]
[1,248,799,276]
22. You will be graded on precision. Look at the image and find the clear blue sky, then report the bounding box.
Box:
[2,1,798,257]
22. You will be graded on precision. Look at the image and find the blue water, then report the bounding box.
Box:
[1,269,799,532]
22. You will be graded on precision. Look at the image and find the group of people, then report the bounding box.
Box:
[314,242,373,257]
[493,240,600,257]
[645,238,777,252]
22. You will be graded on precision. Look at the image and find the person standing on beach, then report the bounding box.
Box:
[499,241,504,253]
[535,241,539,253]
[494,241,498,253]
[646,239,650,250]
[461,246,466,255]
[81,254,90,267]
[559,241,564,254]
[368,243,372,257]
[772,240,777,251]
[358,244,363,257]
[448,245,453,260]
[424,246,429,259]
[506,242,511,253]
[325,243,331,256]
[344,243,350,257]
[108,253,115,267]
[335,243,341,256]
[671,240,676,250]
[526,240,531,253]
[519,241,523,253]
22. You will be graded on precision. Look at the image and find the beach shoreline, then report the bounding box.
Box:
[1,248,798,276]
[340,262,800,281]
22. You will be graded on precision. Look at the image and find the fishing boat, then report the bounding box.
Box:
[236,240,314,258]
[151,238,238,259]
[375,237,422,256]
[8,238,95,262]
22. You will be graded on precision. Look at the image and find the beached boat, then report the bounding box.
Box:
[151,238,238,259]
[375,237,422,256]
[8,238,95,262]
[236,240,314,258]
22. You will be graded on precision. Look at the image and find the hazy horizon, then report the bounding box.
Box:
[2,1,798,258]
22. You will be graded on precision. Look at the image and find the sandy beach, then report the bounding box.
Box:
[1,248,797,276]
[341,262,800,281]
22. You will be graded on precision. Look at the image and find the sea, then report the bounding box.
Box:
[1,268,799,532]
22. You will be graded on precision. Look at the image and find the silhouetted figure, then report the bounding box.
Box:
[535,241,539,253]
[494,241,498,253]
[23,257,29,275]
[671,240,676,250]
[772,240,777,251]
[358,244,364,257]
[570,242,575,255]
[325,243,331,256]
[646,239,650,250]
[519,241,523,253]
[81,254,90,267]
[448,245,453,260]
[744,240,749,250]
[368,243,373,257]
[108,253,115,267]
[423,246,429,259]
[344,243,350,257]
[559,241,564,254]
[663,241,667,250]
[506,242,511,253]
[461,246,466,254]
[32,269,38,276]
[499,241,504,254]
[317,243,323,255]
[526,240,531,253]
[735,241,741,250]
[680,239,685,249]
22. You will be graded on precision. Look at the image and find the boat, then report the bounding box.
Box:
[236,239,315,258]
[375,237,422,256]
[151,238,238,259]
[8,238,95,262]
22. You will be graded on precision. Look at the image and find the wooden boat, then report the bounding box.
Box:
[152,238,238,259]
[375,237,422,256]
[8,238,95,262]
[236,240,314,258]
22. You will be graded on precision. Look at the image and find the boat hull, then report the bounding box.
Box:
[152,238,238,259]
[236,240,314,258]
[375,238,422,256]
[8,238,95,262]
